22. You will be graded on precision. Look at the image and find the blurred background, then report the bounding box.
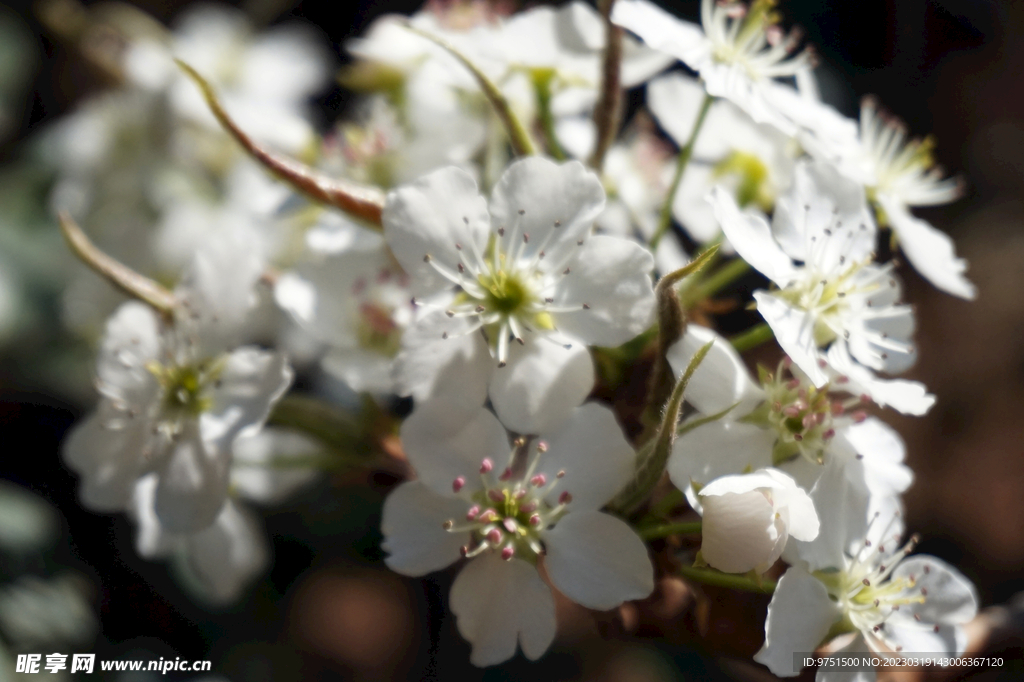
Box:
[0,0,1021,680]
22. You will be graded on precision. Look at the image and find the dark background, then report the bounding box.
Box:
[1,0,1021,680]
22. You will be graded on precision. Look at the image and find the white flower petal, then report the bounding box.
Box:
[229,429,321,505]
[772,160,876,267]
[668,324,764,417]
[880,195,976,300]
[177,224,265,352]
[130,474,174,558]
[544,510,653,609]
[699,487,780,574]
[552,235,655,346]
[825,343,935,416]
[790,460,874,572]
[401,404,509,497]
[381,481,469,577]
[449,553,556,666]
[536,403,634,511]
[393,310,493,419]
[96,301,162,404]
[879,617,963,660]
[321,347,395,394]
[648,73,723,157]
[612,0,710,69]
[816,634,877,682]
[489,157,605,267]
[382,166,490,292]
[489,336,594,435]
[63,405,152,513]
[753,291,828,386]
[183,501,269,604]
[841,418,913,502]
[755,566,841,677]
[669,420,775,510]
[203,347,293,446]
[711,187,796,286]
[891,556,979,627]
[154,421,230,533]
[672,164,722,244]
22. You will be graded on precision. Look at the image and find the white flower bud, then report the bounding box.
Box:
[698,469,819,574]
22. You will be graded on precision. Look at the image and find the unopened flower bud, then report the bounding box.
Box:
[698,469,819,574]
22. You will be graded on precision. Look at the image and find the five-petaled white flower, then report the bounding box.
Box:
[698,468,819,575]
[800,97,975,299]
[63,231,293,533]
[756,478,979,681]
[711,159,923,395]
[381,401,654,666]
[613,0,815,135]
[385,156,656,434]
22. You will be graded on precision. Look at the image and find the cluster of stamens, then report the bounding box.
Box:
[816,513,935,651]
[860,97,964,208]
[413,207,591,367]
[773,204,912,365]
[97,304,225,457]
[442,438,573,563]
[703,0,815,81]
[747,357,867,465]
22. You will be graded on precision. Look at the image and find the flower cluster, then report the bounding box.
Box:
[44,0,981,675]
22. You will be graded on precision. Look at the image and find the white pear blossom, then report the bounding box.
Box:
[647,72,796,245]
[382,402,654,666]
[62,232,293,533]
[756,493,979,680]
[385,157,656,434]
[712,159,922,391]
[667,326,917,526]
[613,0,815,135]
[698,468,818,574]
[800,97,975,299]
[276,217,413,393]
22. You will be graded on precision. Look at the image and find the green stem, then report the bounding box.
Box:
[651,93,714,250]
[267,394,366,455]
[639,520,702,541]
[678,564,776,594]
[729,322,775,353]
[534,72,567,160]
[406,26,537,156]
[682,258,751,308]
[647,487,687,520]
